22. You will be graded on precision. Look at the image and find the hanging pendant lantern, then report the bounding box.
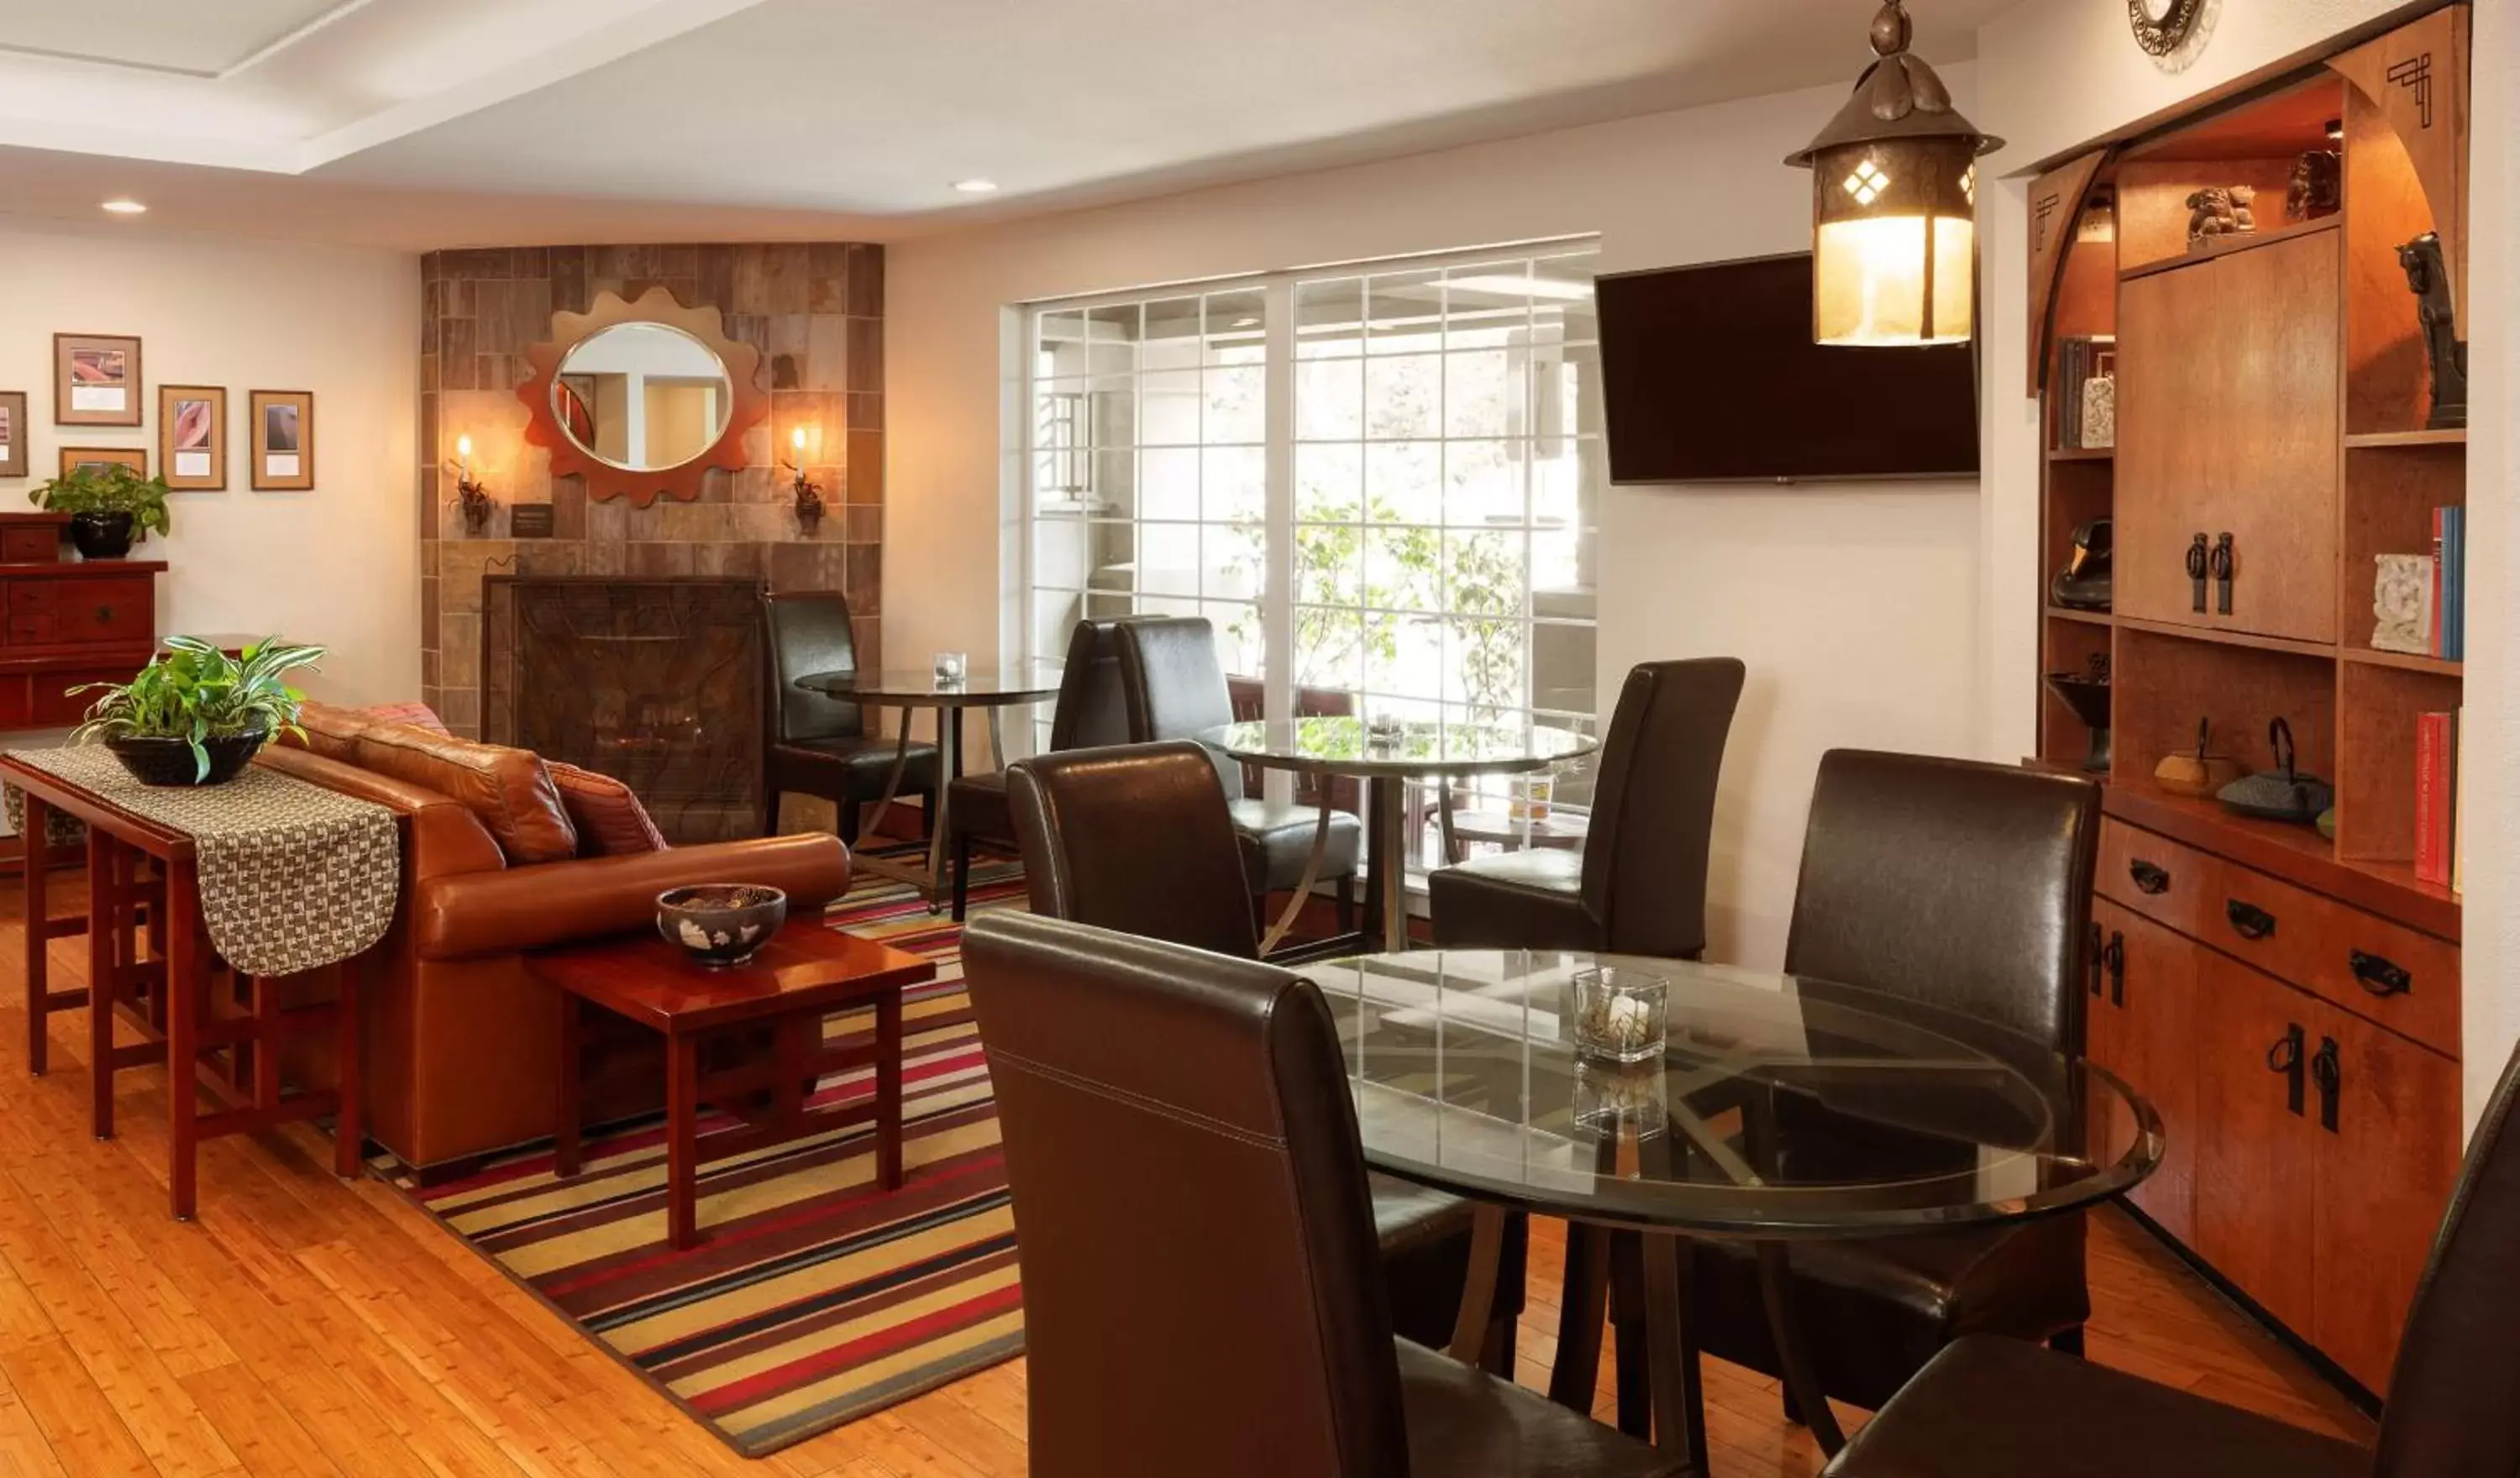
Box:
[1786,0,2001,346]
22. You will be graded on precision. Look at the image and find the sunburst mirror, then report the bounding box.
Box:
[519,286,769,506]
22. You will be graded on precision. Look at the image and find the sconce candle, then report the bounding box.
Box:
[447,433,496,536]
[785,426,827,533]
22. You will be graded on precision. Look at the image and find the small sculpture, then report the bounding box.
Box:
[2287,149,2341,221]
[2185,185,2257,248]
[2372,553,2433,654]
[2398,232,2468,431]
[2155,719,2244,798]
[2049,517,2113,611]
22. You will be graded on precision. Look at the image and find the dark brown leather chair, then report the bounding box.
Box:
[1005,740,1527,1368]
[762,590,938,841]
[1112,616,1360,925]
[1427,658,1745,957]
[1824,1025,2520,1478]
[1681,749,2104,1415]
[962,909,1683,1478]
[942,618,1135,920]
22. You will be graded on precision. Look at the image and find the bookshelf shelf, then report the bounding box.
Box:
[2047,447,2116,463]
[2342,647,2461,679]
[2118,214,2343,282]
[2344,429,2467,449]
[2044,606,2114,628]
[2113,616,2336,663]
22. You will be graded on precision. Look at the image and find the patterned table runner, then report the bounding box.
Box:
[4,745,400,977]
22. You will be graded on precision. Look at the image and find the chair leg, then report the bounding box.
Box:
[1335,875,1356,934]
[837,798,862,846]
[2050,1326,2086,1358]
[1782,1384,1803,1426]
[1608,1231,1651,1439]
[952,833,974,922]
[1480,1311,1518,1379]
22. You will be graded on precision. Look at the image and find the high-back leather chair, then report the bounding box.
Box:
[762,590,938,841]
[1826,1025,2520,1478]
[1004,741,1526,1363]
[1428,658,1745,957]
[962,911,1681,1478]
[943,619,1135,919]
[1114,617,1361,925]
[1682,749,2104,1416]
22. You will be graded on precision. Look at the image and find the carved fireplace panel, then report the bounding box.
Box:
[484,576,762,843]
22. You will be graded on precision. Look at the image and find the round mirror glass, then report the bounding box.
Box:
[549,322,736,472]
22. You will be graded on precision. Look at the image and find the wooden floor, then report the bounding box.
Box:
[0,888,2375,1476]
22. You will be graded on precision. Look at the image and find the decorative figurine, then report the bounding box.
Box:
[2287,149,2342,221]
[2373,552,2434,654]
[2398,231,2468,431]
[2185,185,2257,249]
[2155,718,2244,797]
[2049,517,2113,611]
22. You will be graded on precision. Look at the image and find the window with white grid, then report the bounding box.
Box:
[1023,241,1602,859]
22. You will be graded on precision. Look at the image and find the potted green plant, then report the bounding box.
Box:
[68,636,326,785]
[28,464,174,559]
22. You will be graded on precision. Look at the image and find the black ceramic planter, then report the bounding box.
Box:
[105,729,268,787]
[69,511,136,560]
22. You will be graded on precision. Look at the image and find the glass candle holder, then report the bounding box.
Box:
[932,652,968,684]
[1570,965,1669,1064]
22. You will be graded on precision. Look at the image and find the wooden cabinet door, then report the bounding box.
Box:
[2208,233,2339,643]
[2097,904,2200,1241]
[2113,260,2219,627]
[2313,1009,2460,1392]
[2192,951,2318,1337]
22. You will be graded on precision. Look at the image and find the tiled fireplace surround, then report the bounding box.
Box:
[417,244,885,746]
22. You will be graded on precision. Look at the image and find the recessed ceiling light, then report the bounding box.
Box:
[953,179,1000,195]
[100,199,147,215]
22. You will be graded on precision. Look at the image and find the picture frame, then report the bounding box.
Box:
[0,391,25,478]
[53,333,143,427]
[159,385,228,490]
[59,446,146,477]
[249,390,314,490]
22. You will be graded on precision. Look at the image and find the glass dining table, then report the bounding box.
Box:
[1200,716,1599,955]
[1313,947,2162,1465]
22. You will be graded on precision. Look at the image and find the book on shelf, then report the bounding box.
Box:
[2415,710,2457,887]
[2052,336,2116,452]
[2443,504,2465,662]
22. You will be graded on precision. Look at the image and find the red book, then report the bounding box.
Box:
[2415,713,2450,884]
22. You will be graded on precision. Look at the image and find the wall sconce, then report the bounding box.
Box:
[784,426,827,534]
[1786,0,1999,345]
[447,434,497,536]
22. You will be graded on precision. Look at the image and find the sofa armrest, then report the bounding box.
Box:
[412,834,850,961]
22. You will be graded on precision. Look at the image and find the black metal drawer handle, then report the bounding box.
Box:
[2311,1035,2341,1134]
[2267,1024,2306,1117]
[2225,899,2276,940]
[2349,949,2411,998]
[2103,931,2124,1007]
[2129,860,2171,895]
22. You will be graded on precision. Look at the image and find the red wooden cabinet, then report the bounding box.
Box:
[0,514,163,740]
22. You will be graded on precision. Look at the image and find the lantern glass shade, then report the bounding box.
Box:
[1809,137,1978,346]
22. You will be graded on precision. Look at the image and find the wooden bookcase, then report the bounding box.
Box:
[2026,6,2469,1398]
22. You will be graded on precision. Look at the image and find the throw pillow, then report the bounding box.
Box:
[547,762,669,857]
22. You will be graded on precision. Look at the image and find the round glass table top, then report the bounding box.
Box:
[1200,716,1599,778]
[1318,950,2160,1239]
[794,665,1060,706]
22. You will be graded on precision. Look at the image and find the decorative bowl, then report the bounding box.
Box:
[655,884,787,968]
[105,728,267,787]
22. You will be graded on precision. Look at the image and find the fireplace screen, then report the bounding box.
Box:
[485,576,764,843]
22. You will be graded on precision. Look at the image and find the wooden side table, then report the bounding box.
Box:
[6,761,369,1221]
[528,926,937,1250]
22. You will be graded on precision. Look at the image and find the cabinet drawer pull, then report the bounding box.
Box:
[2087,924,2104,997]
[2311,1035,2341,1134]
[2267,1025,2306,1117]
[2186,533,2210,614]
[2129,859,2171,895]
[2225,899,2276,940]
[2349,949,2411,998]
[2210,532,2235,616]
[2103,931,2124,1007]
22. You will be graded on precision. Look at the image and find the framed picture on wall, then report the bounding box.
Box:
[0,391,26,478]
[249,390,313,490]
[59,446,146,477]
[159,385,227,490]
[53,333,143,427]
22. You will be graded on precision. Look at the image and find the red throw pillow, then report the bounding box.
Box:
[546,762,669,857]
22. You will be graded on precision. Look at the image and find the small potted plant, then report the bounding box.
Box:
[27,464,174,559]
[68,636,326,786]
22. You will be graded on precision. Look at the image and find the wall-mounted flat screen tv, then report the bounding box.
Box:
[1597,252,1980,484]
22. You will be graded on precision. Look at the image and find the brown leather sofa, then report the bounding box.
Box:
[263,705,851,1175]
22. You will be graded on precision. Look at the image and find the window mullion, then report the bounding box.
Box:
[1260,276,1297,805]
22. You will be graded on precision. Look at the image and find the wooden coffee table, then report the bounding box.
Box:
[528,925,937,1250]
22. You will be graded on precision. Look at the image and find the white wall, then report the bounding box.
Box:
[0,216,420,708]
[887,75,1987,970]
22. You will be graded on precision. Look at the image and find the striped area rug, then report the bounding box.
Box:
[388,851,1032,1457]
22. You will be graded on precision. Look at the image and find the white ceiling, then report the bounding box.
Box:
[0,0,2008,249]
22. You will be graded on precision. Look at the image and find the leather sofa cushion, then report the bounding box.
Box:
[548,762,668,857]
[345,721,579,864]
[289,700,374,763]
[360,701,451,736]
